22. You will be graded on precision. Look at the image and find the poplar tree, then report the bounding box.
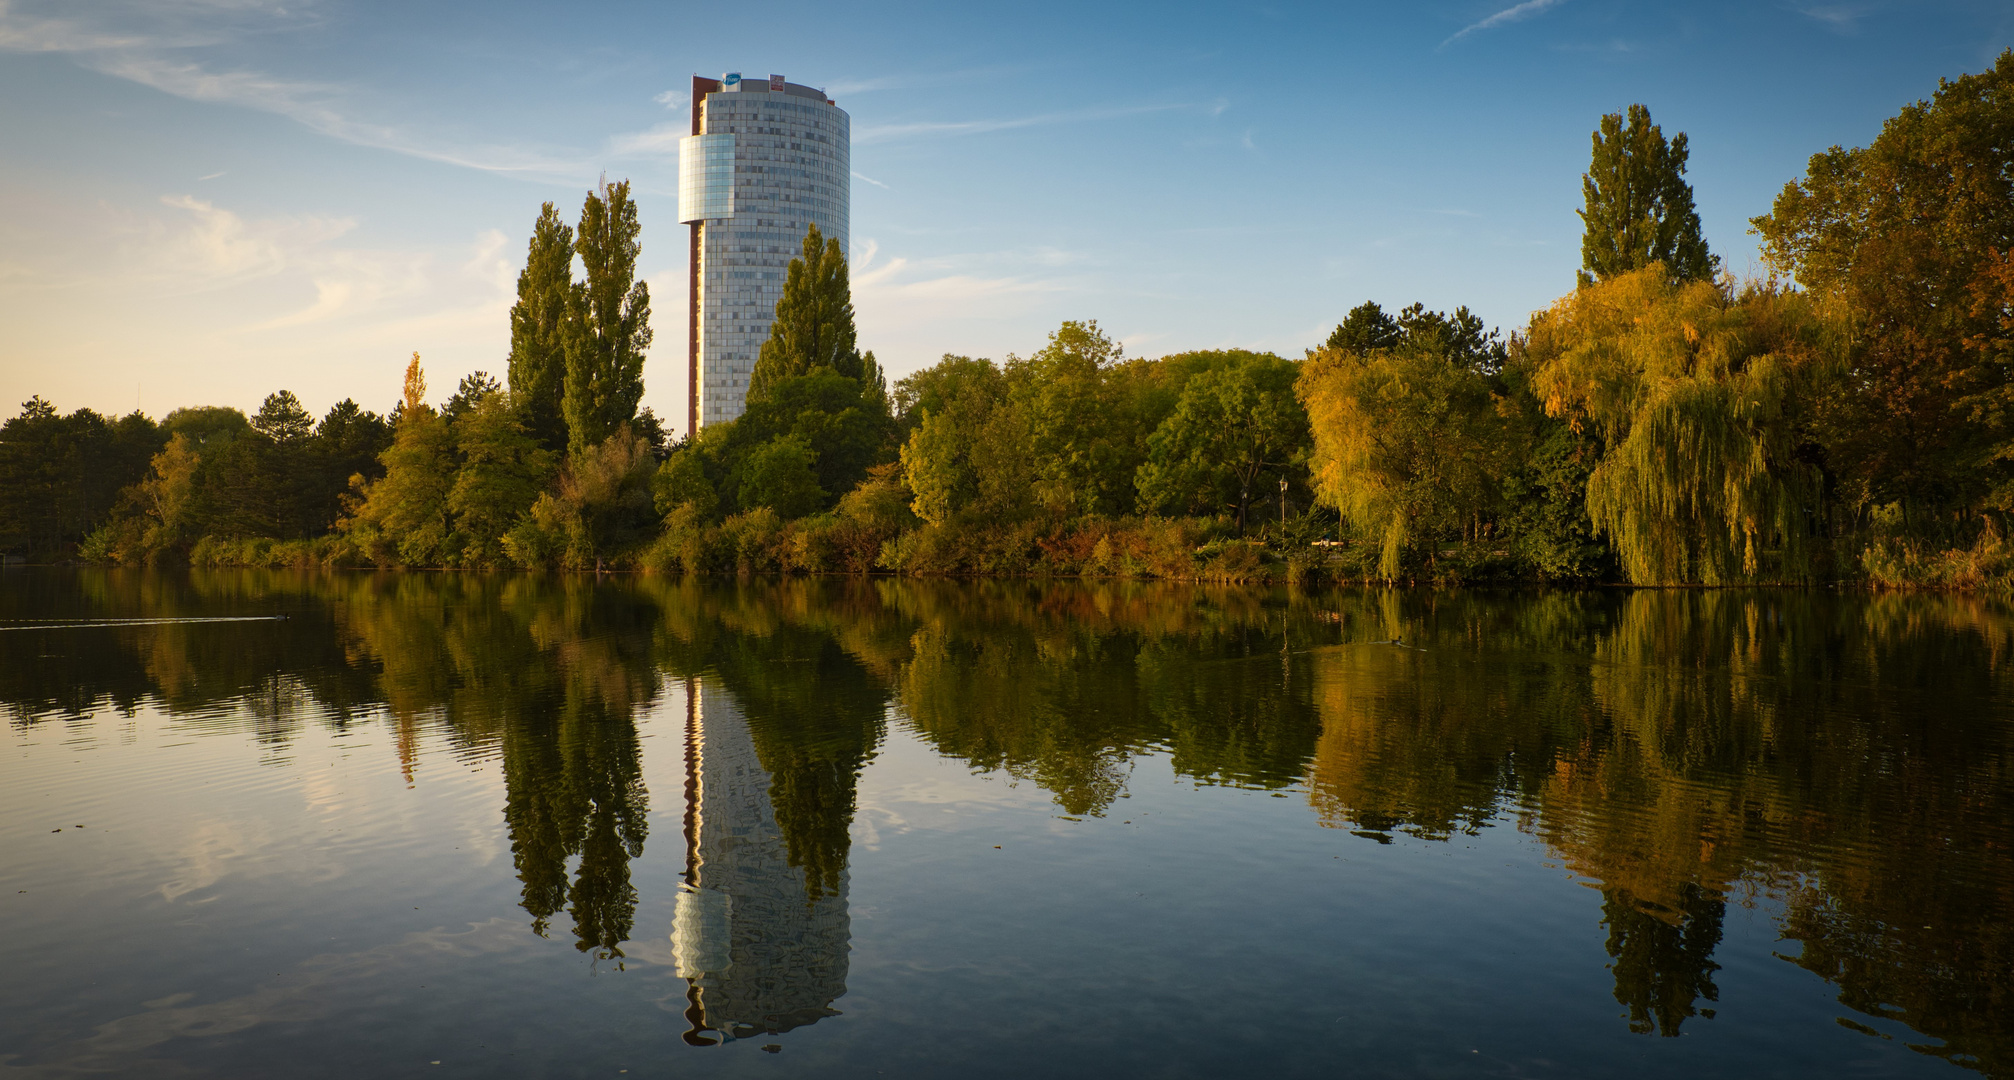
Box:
[562,179,651,458]
[1579,104,1718,286]
[747,223,884,405]
[507,203,576,453]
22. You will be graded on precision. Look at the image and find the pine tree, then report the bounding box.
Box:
[251,391,314,442]
[747,223,884,405]
[562,179,651,458]
[1579,104,1718,286]
[508,203,576,453]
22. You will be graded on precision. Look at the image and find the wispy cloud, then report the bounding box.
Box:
[607,122,683,158]
[855,102,1189,145]
[99,54,585,176]
[1795,3,1873,32]
[852,170,890,190]
[1440,0,1567,48]
[652,87,687,110]
[825,74,907,96]
[824,65,1023,98]
[1,1,590,181]
[153,194,355,284]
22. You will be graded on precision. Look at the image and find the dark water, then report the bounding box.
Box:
[2,570,2010,1078]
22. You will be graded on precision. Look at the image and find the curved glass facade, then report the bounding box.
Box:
[677,133,737,223]
[688,76,851,430]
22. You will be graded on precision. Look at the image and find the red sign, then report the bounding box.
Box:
[769,74,786,92]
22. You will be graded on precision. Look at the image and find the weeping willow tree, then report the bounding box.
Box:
[1525,266,1838,584]
[1297,304,1515,580]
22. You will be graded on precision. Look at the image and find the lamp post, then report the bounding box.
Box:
[1279,476,1288,529]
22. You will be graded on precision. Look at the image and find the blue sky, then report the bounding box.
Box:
[1,0,2007,434]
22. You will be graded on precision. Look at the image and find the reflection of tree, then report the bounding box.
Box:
[500,687,649,955]
[1601,884,1722,1036]
[886,579,1327,815]
[1303,587,2014,1065]
[491,589,658,957]
[651,578,888,899]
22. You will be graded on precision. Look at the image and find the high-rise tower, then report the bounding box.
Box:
[679,73,851,433]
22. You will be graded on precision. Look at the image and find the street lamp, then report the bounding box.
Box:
[1279,476,1289,529]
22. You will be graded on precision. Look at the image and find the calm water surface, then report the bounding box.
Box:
[1,569,2009,1078]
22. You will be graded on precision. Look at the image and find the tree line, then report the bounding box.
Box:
[3,52,2010,588]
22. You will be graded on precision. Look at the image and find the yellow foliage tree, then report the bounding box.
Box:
[1524,267,1838,584]
[1298,306,1516,580]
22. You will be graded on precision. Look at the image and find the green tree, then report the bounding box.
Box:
[736,435,826,519]
[0,398,164,557]
[893,354,997,429]
[251,391,314,442]
[1325,302,1404,354]
[134,434,203,554]
[1751,50,2014,528]
[651,440,719,519]
[1579,104,1718,286]
[305,399,391,539]
[895,356,1027,525]
[450,391,554,566]
[509,202,578,453]
[506,426,658,571]
[1014,320,1139,516]
[222,390,321,539]
[732,370,893,509]
[1135,352,1308,531]
[747,223,884,404]
[442,371,502,428]
[348,354,457,566]
[563,179,651,458]
[160,406,250,452]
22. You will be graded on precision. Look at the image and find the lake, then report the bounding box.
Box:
[1,569,2009,1078]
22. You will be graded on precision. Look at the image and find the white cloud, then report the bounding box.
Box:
[607,122,684,158]
[98,54,585,177]
[0,1,590,181]
[852,170,890,189]
[824,74,907,96]
[1795,3,1872,31]
[851,242,1067,325]
[855,103,1188,145]
[1440,0,1567,48]
[653,87,687,110]
[823,65,1024,98]
[152,194,355,284]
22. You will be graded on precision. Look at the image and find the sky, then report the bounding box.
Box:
[1,0,2008,435]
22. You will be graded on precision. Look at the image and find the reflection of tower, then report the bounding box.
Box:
[673,678,849,1044]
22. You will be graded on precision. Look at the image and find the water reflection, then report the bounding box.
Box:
[672,680,852,1043]
[3,572,2010,1072]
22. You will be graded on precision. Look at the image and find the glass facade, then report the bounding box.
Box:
[677,133,737,223]
[689,78,850,429]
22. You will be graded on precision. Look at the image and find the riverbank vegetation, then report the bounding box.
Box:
[4,53,2011,589]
